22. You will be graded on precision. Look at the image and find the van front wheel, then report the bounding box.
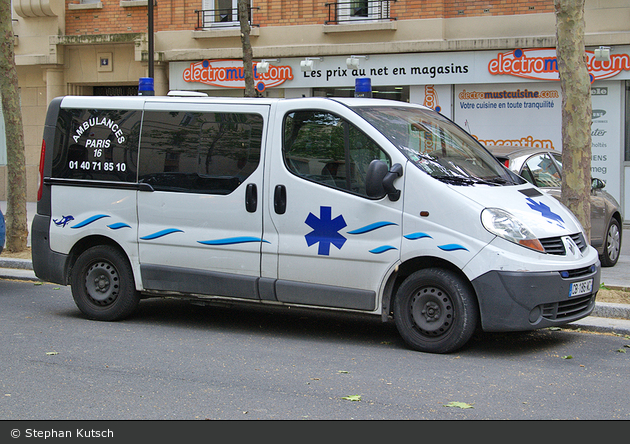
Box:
[70,245,140,321]
[394,269,478,353]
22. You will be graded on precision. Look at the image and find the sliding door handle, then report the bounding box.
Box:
[245,183,257,213]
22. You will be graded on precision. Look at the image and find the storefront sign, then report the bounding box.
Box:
[488,48,630,82]
[453,81,622,203]
[182,59,293,92]
[454,83,562,150]
[170,46,630,93]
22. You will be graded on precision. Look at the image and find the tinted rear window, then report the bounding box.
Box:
[52,108,141,182]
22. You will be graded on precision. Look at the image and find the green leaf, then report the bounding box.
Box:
[616,348,627,353]
[443,401,474,409]
[45,351,58,356]
[562,355,573,359]
[338,370,349,374]
[341,395,361,402]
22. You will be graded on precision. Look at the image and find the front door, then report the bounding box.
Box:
[262,101,405,311]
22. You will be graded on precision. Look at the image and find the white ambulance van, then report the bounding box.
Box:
[32,95,600,353]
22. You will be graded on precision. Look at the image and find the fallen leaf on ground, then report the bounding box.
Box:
[443,401,474,409]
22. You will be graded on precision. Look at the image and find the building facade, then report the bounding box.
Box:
[4,0,630,220]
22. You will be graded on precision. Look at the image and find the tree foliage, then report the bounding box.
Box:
[554,0,592,240]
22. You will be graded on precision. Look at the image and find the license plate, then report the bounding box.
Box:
[570,279,593,297]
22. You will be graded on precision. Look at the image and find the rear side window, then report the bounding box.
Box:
[138,111,263,195]
[52,108,141,182]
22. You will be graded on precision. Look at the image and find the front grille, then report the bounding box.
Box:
[563,266,594,279]
[539,236,565,254]
[539,232,587,255]
[541,295,594,320]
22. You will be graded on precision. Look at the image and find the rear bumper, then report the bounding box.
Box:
[31,214,68,285]
[471,263,600,332]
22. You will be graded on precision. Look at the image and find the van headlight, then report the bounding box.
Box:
[481,208,545,252]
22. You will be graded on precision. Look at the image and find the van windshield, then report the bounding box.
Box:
[351,105,522,186]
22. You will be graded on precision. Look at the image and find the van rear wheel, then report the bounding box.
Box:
[70,245,140,321]
[394,268,478,353]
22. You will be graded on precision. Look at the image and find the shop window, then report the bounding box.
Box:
[625,81,630,162]
[313,85,409,102]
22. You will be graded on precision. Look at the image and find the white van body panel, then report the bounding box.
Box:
[400,165,491,272]
[49,186,141,281]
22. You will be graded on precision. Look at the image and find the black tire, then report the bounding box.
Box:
[70,245,140,321]
[600,218,621,267]
[393,268,478,354]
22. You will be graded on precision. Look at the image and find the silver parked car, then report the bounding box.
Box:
[487,146,623,267]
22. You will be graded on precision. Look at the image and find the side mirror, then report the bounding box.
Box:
[366,160,403,201]
[591,177,605,191]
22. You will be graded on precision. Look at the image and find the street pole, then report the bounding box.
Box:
[148,0,154,80]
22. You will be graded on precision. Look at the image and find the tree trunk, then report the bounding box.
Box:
[0,0,28,252]
[555,0,592,240]
[238,0,256,98]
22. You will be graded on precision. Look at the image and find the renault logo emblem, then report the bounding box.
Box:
[562,236,581,259]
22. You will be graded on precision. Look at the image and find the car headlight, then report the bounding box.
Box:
[481,208,544,252]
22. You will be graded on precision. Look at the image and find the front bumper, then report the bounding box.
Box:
[471,263,600,332]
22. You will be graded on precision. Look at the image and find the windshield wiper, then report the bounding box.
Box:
[431,174,506,186]
[431,175,476,186]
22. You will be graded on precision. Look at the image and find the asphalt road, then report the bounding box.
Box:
[1,278,629,421]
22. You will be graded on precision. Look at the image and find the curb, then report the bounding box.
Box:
[591,302,630,320]
[0,258,33,270]
[566,316,630,336]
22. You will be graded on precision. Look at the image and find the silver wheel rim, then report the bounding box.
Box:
[606,223,620,263]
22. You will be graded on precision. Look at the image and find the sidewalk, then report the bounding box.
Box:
[1,201,630,336]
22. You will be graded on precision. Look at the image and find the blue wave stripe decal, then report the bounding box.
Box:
[369,245,398,254]
[348,221,398,235]
[108,223,131,230]
[198,237,270,246]
[71,214,110,229]
[404,232,432,240]
[140,228,184,240]
[438,244,469,252]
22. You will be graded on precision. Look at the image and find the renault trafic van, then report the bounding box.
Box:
[32,95,600,353]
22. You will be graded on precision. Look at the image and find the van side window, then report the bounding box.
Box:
[52,108,141,182]
[283,110,390,196]
[138,111,263,195]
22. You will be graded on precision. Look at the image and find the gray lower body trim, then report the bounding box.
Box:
[140,264,376,311]
[31,214,68,285]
